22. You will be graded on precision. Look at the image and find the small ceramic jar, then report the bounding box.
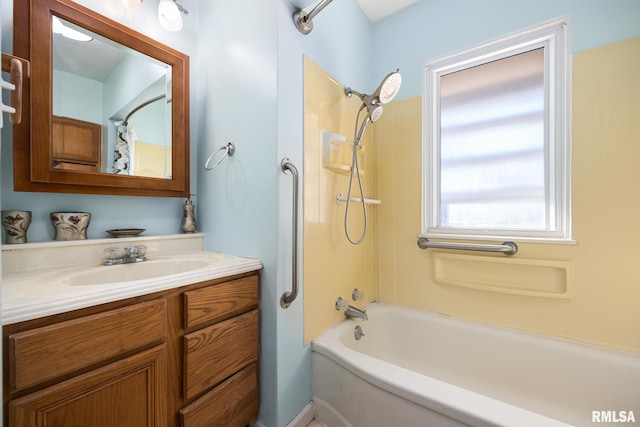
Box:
[1,210,32,244]
[50,212,91,241]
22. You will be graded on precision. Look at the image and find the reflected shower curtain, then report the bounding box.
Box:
[114,123,137,174]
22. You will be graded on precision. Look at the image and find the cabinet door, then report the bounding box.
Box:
[9,345,167,427]
[52,116,101,168]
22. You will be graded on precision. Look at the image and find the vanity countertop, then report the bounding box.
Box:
[1,235,263,325]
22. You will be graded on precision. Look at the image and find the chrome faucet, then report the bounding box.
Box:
[335,296,368,321]
[104,245,147,266]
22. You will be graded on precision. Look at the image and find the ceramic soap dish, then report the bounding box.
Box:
[106,228,145,238]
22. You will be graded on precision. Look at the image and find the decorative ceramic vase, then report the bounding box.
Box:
[1,210,32,244]
[50,212,91,241]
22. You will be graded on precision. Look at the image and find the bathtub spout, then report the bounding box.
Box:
[336,297,368,320]
[345,305,368,320]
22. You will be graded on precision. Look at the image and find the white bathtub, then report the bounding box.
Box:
[312,303,640,427]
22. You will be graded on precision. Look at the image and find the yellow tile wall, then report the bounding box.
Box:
[374,37,640,353]
[302,57,378,343]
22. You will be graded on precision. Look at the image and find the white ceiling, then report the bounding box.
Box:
[354,0,419,22]
[56,0,419,84]
[290,0,419,23]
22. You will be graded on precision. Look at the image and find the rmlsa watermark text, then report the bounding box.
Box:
[592,411,636,423]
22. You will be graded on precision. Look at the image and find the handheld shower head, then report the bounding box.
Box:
[345,69,402,107]
[342,70,401,246]
[367,103,383,122]
[352,104,382,147]
[343,71,400,246]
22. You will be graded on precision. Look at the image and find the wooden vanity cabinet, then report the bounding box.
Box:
[3,271,260,427]
[52,116,102,172]
[179,275,260,427]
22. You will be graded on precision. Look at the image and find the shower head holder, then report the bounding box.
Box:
[344,69,402,108]
[345,88,382,123]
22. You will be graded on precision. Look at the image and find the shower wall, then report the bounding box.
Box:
[373,36,640,353]
[303,57,378,343]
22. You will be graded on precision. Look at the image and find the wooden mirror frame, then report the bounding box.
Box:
[13,0,190,197]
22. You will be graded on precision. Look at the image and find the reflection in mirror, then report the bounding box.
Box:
[52,17,172,179]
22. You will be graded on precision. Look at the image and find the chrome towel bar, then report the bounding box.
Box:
[417,237,518,256]
[281,158,300,308]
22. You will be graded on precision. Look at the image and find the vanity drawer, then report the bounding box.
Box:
[183,275,258,329]
[179,363,258,427]
[183,309,259,400]
[8,299,166,392]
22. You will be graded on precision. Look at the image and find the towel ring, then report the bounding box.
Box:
[205,142,235,170]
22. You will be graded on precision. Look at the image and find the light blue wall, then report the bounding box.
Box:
[102,53,168,120]
[194,0,280,423]
[195,0,371,425]
[373,0,640,100]
[130,101,168,147]
[52,70,103,123]
[275,3,372,425]
[0,0,199,242]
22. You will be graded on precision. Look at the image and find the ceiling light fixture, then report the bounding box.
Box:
[122,0,143,13]
[158,0,188,32]
[52,16,93,42]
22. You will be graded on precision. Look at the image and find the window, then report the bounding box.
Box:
[423,19,571,242]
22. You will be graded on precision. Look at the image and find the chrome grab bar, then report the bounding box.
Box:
[281,158,300,308]
[417,237,518,256]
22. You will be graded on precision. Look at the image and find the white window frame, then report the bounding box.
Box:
[422,18,573,243]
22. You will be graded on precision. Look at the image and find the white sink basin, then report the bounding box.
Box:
[2,245,264,325]
[67,258,213,285]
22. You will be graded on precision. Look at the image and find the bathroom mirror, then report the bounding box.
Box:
[13,0,190,197]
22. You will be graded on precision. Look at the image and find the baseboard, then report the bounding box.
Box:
[249,401,315,427]
[286,401,315,427]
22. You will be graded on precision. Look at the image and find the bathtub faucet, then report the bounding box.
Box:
[336,297,368,321]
